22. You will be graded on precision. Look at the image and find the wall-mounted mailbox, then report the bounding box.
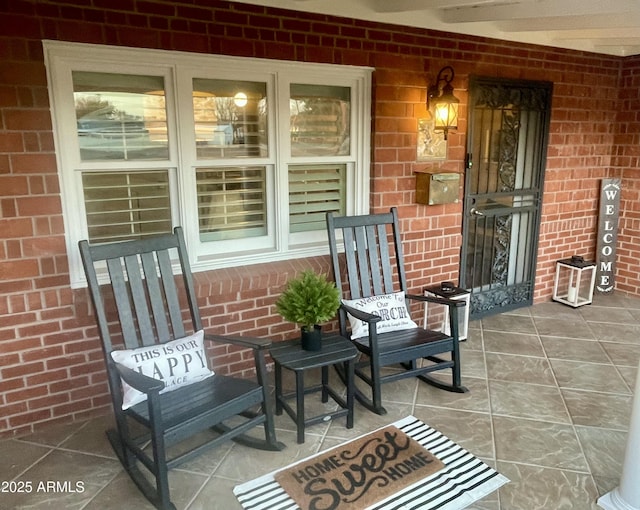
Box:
[415,170,460,205]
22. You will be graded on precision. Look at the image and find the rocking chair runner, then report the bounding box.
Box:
[326,208,468,415]
[79,227,284,510]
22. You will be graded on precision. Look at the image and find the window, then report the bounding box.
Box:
[45,42,372,287]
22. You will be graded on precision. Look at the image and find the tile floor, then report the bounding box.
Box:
[2,293,640,509]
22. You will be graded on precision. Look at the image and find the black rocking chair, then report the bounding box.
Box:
[326,208,467,415]
[79,227,284,510]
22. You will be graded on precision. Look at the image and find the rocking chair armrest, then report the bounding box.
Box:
[406,293,466,308]
[205,333,271,351]
[114,362,165,394]
[340,303,382,323]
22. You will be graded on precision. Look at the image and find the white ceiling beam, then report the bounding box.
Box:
[368,0,500,13]
[549,28,640,41]
[440,0,639,24]
[590,38,640,45]
[494,12,640,32]
[593,44,640,56]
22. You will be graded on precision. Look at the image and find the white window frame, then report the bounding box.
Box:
[44,41,372,288]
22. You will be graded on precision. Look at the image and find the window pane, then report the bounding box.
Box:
[192,79,267,159]
[290,84,350,157]
[73,72,169,161]
[289,164,346,232]
[196,166,267,241]
[82,170,172,243]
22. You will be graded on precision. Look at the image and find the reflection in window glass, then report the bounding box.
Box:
[192,79,268,159]
[73,72,169,161]
[196,166,267,241]
[82,170,171,243]
[289,164,346,232]
[290,84,350,157]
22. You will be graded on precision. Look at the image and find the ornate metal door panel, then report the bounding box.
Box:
[461,77,552,319]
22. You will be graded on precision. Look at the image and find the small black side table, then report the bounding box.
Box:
[271,335,357,444]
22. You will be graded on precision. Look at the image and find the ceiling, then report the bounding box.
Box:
[230,0,640,57]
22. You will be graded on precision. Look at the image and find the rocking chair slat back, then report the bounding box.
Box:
[105,256,140,349]
[124,254,157,347]
[139,251,171,343]
[83,231,200,352]
[330,209,407,300]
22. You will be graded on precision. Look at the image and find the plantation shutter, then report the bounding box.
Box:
[289,164,346,233]
[196,166,267,241]
[82,170,172,243]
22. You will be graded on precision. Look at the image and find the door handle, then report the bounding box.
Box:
[470,208,485,216]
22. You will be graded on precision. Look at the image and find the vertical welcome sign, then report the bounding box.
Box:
[596,178,621,293]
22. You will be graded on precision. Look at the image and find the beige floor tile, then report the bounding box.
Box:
[171,431,236,476]
[576,425,627,479]
[533,316,596,340]
[540,335,610,363]
[413,407,494,459]
[58,415,117,459]
[460,328,482,352]
[622,295,640,309]
[579,305,637,324]
[486,352,556,386]
[0,440,52,481]
[588,321,640,344]
[15,419,86,447]
[465,491,501,510]
[529,301,586,319]
[325,401,414,441]
[489,379,571,423]
[81,471,155,510]
[562,388,632,430]
[2,449,122,510]
[188,476,243,510]
[214,429,325,482]
[416,375,490,413]
[550,359,631,394]
[85,468,210,510]
[497,461,600,510]
[601,341,640,367]
[483,330,545,357]
[492,416,589,471]
[460,348,488,379]
[617,364,637,391]
[481,314,537,335]
[593,475,620,498]
[591,293,631,308]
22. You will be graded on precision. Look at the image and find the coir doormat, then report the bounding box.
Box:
[234,416,509,510]
[275,424,444,510]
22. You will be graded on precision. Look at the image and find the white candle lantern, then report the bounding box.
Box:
[552,256,597,308]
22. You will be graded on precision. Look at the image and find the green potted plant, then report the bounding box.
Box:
[275,270,341,351]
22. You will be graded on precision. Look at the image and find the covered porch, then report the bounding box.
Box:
[3,294,637,509]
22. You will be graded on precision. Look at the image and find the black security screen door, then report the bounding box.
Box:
[461,77,552,319]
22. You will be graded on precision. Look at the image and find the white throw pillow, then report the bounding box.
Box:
[110,330,214,410]
[342,291,418,340]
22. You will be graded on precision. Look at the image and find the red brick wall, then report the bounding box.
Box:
[616,56,640,295]
[0,0,631,437]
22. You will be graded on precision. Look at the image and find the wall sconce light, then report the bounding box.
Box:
[427,66,459,140]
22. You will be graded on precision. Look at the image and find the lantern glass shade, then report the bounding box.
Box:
[434,100,459,132]
[427,66,460,140]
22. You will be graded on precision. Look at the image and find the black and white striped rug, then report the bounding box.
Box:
[233,415,509,510]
